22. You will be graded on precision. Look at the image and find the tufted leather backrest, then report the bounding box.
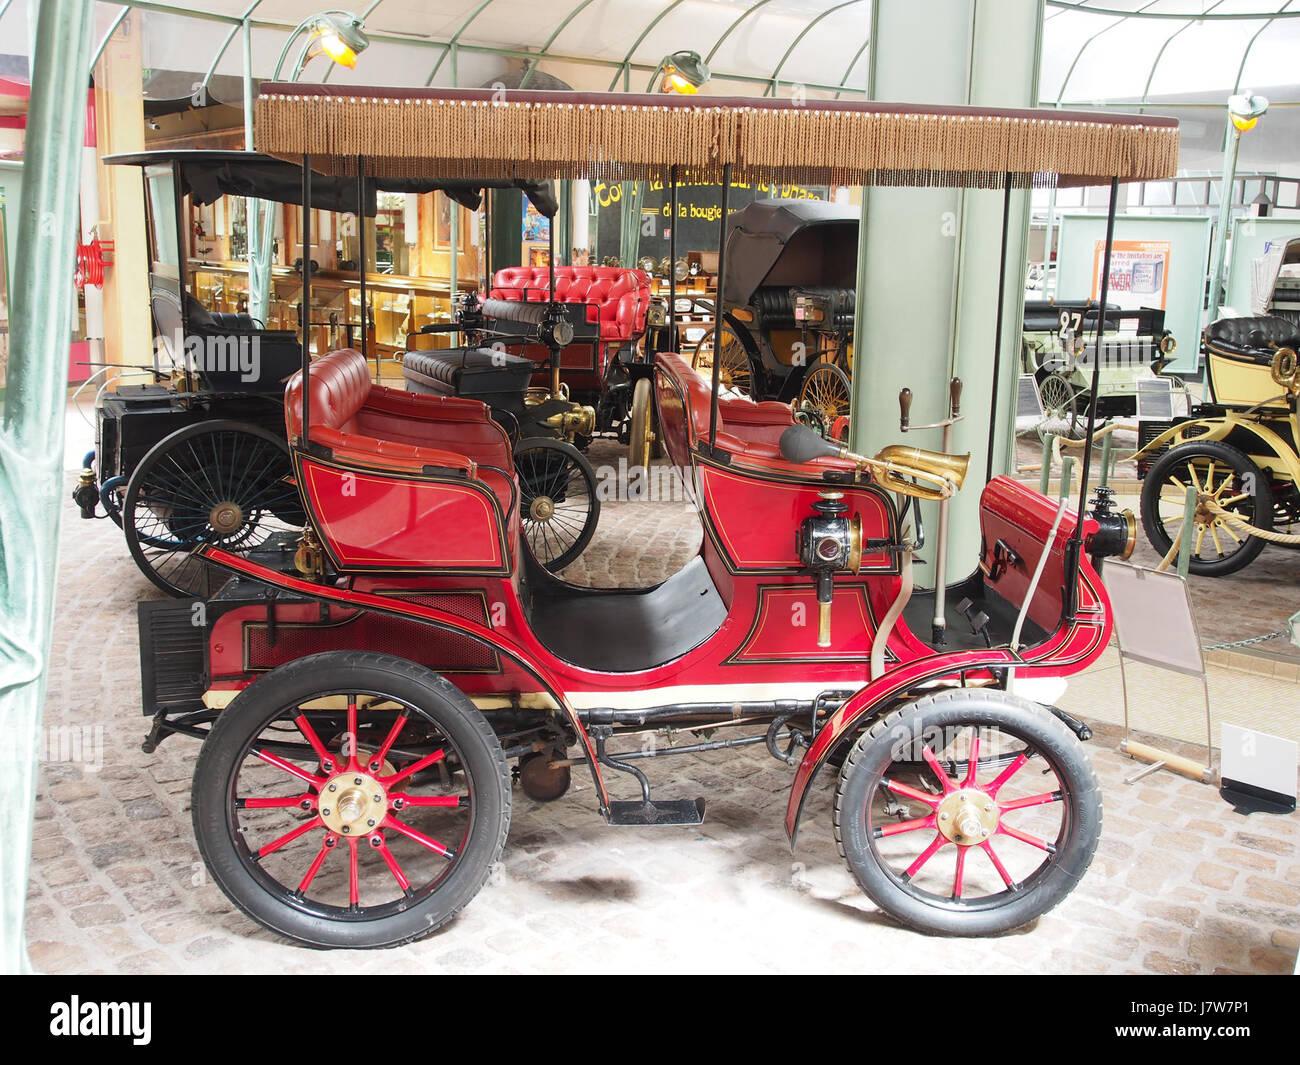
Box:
[1204,314,1300,356]
[285,348,373,440]
[490,265,652,340]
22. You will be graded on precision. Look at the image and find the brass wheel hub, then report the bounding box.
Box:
[209,501,245,535]
[936,789,999,847]
[529,496,556,522]
[318,772,387,836]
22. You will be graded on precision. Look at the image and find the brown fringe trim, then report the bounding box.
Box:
[255,94,1179,189]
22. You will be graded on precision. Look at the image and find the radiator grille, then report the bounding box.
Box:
[138,599,208,715]
[1136,419,1174,476]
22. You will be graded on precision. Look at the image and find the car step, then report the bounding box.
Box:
[607,798,706,827]
[591,726,707,827]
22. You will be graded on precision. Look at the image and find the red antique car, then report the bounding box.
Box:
[136,84,1178,947]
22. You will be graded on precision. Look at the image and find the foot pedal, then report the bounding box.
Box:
[607,798,706,826]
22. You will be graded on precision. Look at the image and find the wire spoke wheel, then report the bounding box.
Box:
[515,437,600,573]
[1140,440,1271,577]
[798,361,852,432]
[192,652,509,948]
[691,319,756,398]
[123,420,305,597]
[835,690,1100,936]
[1035,372,1082,441]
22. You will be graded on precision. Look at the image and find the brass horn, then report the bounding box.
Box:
[866,445,970,501]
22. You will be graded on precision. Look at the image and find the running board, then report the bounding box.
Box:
[607,798,706,827]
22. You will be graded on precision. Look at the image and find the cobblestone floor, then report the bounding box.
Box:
[24,435,1299,974]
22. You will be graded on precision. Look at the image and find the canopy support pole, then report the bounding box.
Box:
[1065,175,1119,618]
[668,165,678,351]
[174,159,193,392]
[356,155,371,376]
[708,164,732,450]
[300,156,312,445]
[985,172,1013,484]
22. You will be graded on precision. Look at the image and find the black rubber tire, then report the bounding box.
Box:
[834,689,1101,937]
[515,437,600,573]
[122,419,303,598]
[1140,439,1271,577]
[192,652,510,949]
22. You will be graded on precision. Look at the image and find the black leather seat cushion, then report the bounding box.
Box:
[1205,315,1299,359]
[402,347,534,404]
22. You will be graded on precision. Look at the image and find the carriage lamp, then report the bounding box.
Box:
[797,491,863,648]
[310,14,369,69]
[1087,486,1137,565]
[657,51,710,95]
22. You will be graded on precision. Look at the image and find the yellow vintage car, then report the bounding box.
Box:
[1135,313,1300,575]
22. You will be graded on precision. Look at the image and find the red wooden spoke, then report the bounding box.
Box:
[903,832,948,880]
[253,748,324,788]
[348,836,360,907]
[293,713,335,770]
[952,844,968,899]
[999,791,1062,812]
[395,794,465,808]
[985,751,1029,797]
[998,823,1056,853]
[981,839,1016,890]
[257,818,318,859]
[881,777,942,807]
[381,747,447,788]
[297,836,335,893]
[345,696,359,771]
[921,747,957,794]
[963,731,980,787]
[374,837,411,892]
[240,794,312,810]
[372,711,411,768]
[384,814,451,858]
[877,814,937,838]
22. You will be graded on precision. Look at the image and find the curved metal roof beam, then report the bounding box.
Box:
[519,0,602,89]
[704,0,777,65]
[1141,0,1227,106]
[606,0,691,91]
[199,0,267,96]
[425,0,497,87]
[89,6,131,72]
[833,34,872,100]
[766,0,870,96]
[1056,0,1161,105]
[1048,1,1300,18]
[1233,0,1295,92]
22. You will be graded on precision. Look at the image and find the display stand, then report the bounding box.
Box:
[1101,560,1214,783]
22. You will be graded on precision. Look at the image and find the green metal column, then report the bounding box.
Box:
[0,0,96,974]
[849,0,1040,581]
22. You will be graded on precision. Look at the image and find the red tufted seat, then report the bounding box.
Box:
[653,351,857,475]
[489,266,652,342]
[286,349,517,520]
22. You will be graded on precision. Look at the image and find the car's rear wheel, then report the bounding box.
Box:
[192,652,510,949]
